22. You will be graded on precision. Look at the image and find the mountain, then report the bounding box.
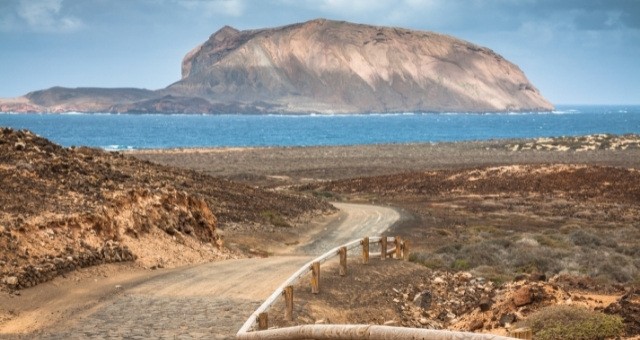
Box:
[0,19,553,114]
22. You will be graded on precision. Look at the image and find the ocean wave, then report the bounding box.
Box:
[551,109,580,114]
[102,145,135,151]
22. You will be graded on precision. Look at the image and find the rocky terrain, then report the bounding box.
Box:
[131,136,640,338]
[271,260,637,337]
[132,134,640,188]
[0,19,552,114]
[0,128,332,291]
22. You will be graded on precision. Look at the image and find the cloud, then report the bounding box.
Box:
[177,0,246,17]
[14,0,83,33]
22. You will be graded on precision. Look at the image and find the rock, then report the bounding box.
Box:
[513,286,533,307]
[457,272,473,282]
[413,290,432,310]
[14,141,26,151]
[3,276,19,286]
[499,313,516,327]
[433,277,445,284]
[479,297,492,312]
[469,319,484,331]
[419,318,429,325]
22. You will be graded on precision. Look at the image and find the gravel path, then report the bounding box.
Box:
[8,203,399,339]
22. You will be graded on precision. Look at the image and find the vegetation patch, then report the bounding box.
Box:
[518,305,624,340]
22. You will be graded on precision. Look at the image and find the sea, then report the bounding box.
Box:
[0,105,638,150]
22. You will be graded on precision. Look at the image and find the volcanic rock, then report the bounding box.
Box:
[1,19,553,114]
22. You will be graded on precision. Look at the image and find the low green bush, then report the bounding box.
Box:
[518,305,623,340]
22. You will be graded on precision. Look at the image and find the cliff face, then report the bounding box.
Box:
[1,19,553,114]
[170,19,553,113]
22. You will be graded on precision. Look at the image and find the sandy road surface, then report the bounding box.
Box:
[1,203,399,339]
[297,203,400,255]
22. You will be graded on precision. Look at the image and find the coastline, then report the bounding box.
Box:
[130,135,640,187]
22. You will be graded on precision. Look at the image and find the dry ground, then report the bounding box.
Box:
[132,134,640,338]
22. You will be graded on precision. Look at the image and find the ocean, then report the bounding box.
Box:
[0,105,638,150]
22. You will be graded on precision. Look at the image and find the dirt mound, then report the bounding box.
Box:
[0,128,332,290]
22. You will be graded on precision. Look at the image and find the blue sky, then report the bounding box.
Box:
[1,0,638,105]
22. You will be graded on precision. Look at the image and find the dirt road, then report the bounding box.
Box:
[0,203,399,339]
[296,203,400,255]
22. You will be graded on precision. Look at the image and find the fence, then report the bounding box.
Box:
[236,236,522,340]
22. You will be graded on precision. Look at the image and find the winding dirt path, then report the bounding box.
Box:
[0,203,400,339]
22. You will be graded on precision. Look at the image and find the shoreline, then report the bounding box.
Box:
[124,133,640,154]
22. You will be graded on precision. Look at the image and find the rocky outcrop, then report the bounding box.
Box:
[0,19,553,114]
[0,128,333,290]
[171,19,553,113]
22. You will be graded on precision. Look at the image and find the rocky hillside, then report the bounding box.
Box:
[171,19,552,113]
[0,19,552,114]
[0,128,332,290]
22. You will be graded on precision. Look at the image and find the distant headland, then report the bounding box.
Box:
[0,19,553,114]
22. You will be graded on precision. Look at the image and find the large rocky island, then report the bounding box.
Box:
[0,19,553,114]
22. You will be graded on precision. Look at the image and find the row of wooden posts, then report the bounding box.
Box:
[257,236,409,330]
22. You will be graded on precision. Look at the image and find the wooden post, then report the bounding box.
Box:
[361,237,369,264]
[339,246,347,276]
[402,240,410,261]
[510,327,532,339]
[395,236,402,259]
[258,312,268,330]
[283,285,294,321]
[380,237,387,261]
[311,261,320,294]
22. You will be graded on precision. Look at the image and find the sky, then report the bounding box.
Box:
[0,0,639,105]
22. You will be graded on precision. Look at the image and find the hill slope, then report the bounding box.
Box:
[1,19,552,114]
[0,128,332,290]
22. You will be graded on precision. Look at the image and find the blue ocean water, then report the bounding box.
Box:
[0,105,638,150]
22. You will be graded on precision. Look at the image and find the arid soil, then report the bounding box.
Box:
[131,134,640,187]
[133,134,640,338]
[0,203,394,338]
[270,258,634,337]
[0,128,332,292]
[2,131,640,338]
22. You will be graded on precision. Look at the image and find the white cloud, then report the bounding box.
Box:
[177,0,246,17]
[16,0,83,33]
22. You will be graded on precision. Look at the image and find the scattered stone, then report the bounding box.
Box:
[3,276,18,286]
[413,290,432,310]
[432,277,445,284]
[513,286,532,307]
[479,297,492,312]
[14,141,26,151]
[469,319,484,331]
[499,313,516,327]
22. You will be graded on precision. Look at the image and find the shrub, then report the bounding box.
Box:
[569,229,601,247]
[260,210,292,228]
[518,305,624,340]
[508,246,565,274]
[409,252,449,270]
[451,258,470,270]
[458,242,504,267]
